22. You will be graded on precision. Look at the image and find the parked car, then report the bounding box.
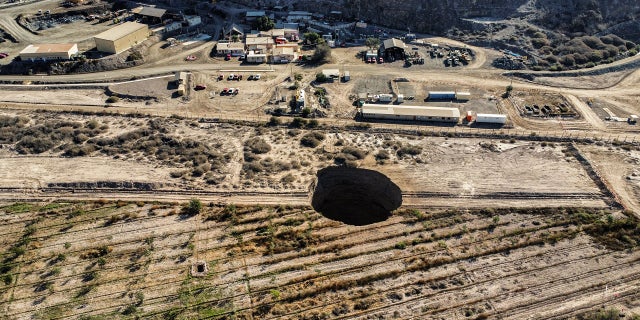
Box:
[378,57,384,63]
[0,53,8,59]
[227,74,235,80]
[230,88,239,95]
[194,84,206,90]
[217,74,224,81]
[221,88,229,95]
[248,74,260,80]
[185,55,197,61]
[225,53,231,60]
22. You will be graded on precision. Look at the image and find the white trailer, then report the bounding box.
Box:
[455,91,471,101]
[476,113,507,124]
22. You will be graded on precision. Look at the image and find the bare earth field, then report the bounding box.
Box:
[1,2,640,317]
[0,110,612,210]
[0,201,639,319]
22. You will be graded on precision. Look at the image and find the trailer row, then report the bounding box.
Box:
[360,104,507,124]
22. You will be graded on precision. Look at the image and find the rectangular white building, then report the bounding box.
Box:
[361,104,460,123]
[19,43,78,61]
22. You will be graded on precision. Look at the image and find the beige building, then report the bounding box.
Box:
[216,42,245,56]
[94,22,149,54]
[271,46,297,63]
[361,104,460,123]
[245,36,274,52]
[19,43,78,61]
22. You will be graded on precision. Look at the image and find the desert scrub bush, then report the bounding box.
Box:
[300,131,326,148]
[183,199,202,216]
[290,117,307,128]
[375,150,390,161]
[281,173,296,183]
[396,145,422,157]
[244,137,272,154]
[341,146,367,160]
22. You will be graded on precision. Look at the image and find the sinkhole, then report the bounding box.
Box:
[310,167,403,226]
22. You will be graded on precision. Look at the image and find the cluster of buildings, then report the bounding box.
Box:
[17,5,204,61]
[358,90,507,125]
[19,21,150,61]
[215,27,301,64]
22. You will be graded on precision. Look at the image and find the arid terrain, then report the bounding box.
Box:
[1,0,640,319]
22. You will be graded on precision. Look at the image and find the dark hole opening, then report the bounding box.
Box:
[310,167,403,226]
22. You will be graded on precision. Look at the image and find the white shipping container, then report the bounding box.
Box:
[456,91,471,101]
[476,113,507,124]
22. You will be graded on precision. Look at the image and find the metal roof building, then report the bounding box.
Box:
[138,7,166,18]
[361,104,460,123]
[94,22,149,54]
[19,43,78,61]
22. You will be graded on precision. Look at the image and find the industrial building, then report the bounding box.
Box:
[94,22,149,54]
[382,38,406,60]
[361,104,460,123]
[134,6,166,24]
[19,43,78,61]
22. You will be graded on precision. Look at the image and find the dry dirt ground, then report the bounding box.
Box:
[0,201,639,320]
[0,109,616,210]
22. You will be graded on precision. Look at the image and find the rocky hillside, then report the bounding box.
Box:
[235,0,640,42]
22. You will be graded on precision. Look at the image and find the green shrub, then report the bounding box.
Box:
[184,199,202,216]
[106,96,119,103]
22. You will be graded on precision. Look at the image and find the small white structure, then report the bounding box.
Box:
[343,71,350,82]
[296,89,305,107]
[455,91,471,101]
[19,43,78,61]
[397,94,404,103]
[629,115,638,124]
[475,114,507,124]
[322,69,340,79]
[361,104,460,123]
[246,50,266,63]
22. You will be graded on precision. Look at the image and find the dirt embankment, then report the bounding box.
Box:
[505,56,640,85]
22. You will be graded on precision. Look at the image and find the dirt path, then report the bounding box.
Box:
[564,94,606,130]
